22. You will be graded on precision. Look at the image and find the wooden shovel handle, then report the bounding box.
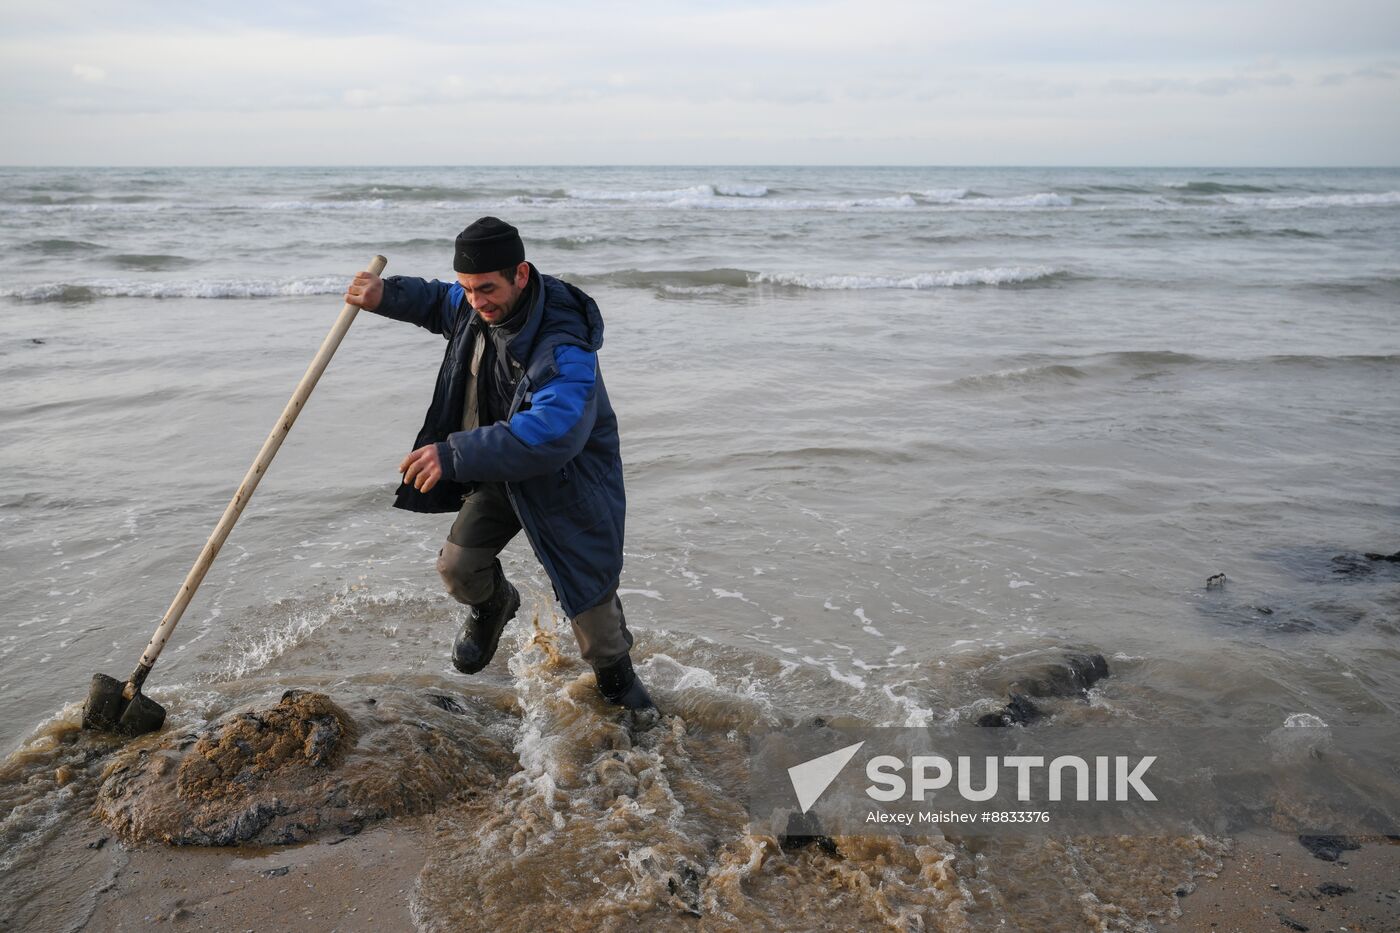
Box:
[124,255,388,699]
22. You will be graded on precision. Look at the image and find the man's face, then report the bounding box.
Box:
[458,263,528,325]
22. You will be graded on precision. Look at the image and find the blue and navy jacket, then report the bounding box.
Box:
[372,265,625,618]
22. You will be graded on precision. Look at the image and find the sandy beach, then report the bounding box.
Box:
[17,802,1399,932]
[1166,834,1400,933]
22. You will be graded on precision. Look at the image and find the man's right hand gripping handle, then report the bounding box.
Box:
[345,270,384,311]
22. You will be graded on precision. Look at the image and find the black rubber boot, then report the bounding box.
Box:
[594,654,656,710]
[451,561,521,674]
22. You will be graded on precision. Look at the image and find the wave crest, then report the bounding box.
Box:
[565,183,768,202]
[1,277,345,302]
[1223,191,1400,209]
[951,364,1089,391]
[752,266,1062,289]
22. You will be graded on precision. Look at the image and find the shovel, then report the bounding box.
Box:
[82,254,388,737]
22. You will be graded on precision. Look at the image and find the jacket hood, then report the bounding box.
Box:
[505,265,604,365]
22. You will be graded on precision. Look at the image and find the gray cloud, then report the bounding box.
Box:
[1314,62,1397,86]
[1354,64,1396,79]
[1104,71,1296,96]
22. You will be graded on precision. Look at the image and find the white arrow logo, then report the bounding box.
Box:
[787,741,865,813]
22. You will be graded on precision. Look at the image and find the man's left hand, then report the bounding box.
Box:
[399,445,443,493]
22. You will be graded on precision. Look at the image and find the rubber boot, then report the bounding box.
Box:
[594,654,655,710]
[451,561,521,674]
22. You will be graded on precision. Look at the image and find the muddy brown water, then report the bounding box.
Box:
[2,616,1226,932]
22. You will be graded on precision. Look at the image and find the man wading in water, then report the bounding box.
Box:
[344,217,653,710]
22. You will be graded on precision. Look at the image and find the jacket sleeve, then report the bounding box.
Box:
[435,345,597,482]
[369,276,464,337]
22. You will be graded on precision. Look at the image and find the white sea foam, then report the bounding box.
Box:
[4,201,175,214]
[659,284,726,296]
[262,198,390,210]
[670,193,918,212]
[563,186,916,212]
[802,655,867,690]
[553,187,1074,213]
[641,653,720,692]
[218,606,330,680]
[618,588,664,601]
[842,194,917,209]
[1223,191,1400,209]
[5,197,401,214]
[961,192,1074,209]
[714,184,769,197]
[752,265,1058,290]
[2,276,346,300]
[1284,712,1329,728]
[854,607,884,637]
[825,665,867,690]
[570,183,769,200]
[882,685,936,727]
[566,185,717,202]
[564,183,769,202]
[919,188,970,202]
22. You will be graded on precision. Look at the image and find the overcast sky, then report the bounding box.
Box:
[2,0,1397,166]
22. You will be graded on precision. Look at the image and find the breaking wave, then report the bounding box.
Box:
[752,266,1063,289]
[563,266,1065,292]
[314,184,503,202]
[565,268,754,291]
[560,187,916,211]
[1,277,345,302]
[6,185,1396,218]
[918,187,971,202]
[3,201,175,214]
[953,192,1075,209]
[950,364,1090,391]
[1222,191,1400,209]
[564,184,769,202]
[262,199,392,211]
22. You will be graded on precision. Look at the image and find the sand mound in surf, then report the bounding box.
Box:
[95,688,518,846]
[176,690,357,799]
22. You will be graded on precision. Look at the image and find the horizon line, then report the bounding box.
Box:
[2,163,1398,171]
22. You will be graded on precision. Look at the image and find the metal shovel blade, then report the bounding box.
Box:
[82,672,166,736]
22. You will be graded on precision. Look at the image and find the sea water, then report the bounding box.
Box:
[1,165,1397,929]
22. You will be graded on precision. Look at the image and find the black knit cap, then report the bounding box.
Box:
[453,216,525,274]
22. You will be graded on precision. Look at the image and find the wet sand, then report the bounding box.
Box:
[65,817,428,932]
[27,812,1400,932]
[1166,833,1400,933]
